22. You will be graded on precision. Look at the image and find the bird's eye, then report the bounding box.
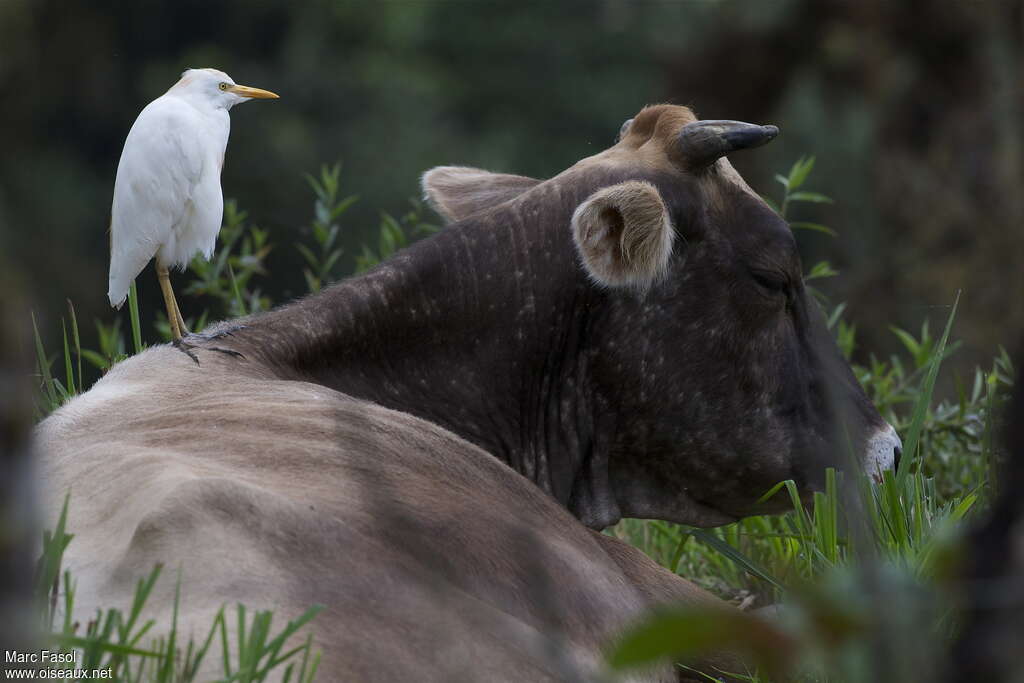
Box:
[218,82,229,91]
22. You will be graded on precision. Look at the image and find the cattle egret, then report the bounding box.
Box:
[107,68,278,341]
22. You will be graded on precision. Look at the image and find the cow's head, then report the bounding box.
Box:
[423,104,901,527]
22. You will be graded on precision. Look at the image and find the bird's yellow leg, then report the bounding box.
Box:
[171,287,188,336]
[156,265,183,341]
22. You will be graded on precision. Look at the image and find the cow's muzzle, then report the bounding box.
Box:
[865,423,902,481]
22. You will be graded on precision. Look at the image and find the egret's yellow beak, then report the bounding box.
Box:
[227,84,280,99]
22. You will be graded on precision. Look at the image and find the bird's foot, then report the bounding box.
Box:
[172,338,201,365]
[196,324,248,342]
[173,327,247,366]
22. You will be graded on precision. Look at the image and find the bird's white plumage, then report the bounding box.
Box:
[107,68,274,308]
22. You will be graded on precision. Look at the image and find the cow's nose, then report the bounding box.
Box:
[865,423,902,478]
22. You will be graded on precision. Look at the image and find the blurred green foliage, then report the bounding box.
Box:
[2,0,1021,382]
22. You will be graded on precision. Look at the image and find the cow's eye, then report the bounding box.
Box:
[749,269,788,296]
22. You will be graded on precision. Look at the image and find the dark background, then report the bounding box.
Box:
[2,0,1021,383]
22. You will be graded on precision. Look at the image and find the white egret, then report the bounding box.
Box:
[107,68,278,341]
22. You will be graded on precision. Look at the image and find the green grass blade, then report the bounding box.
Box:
[302,651,321,683]
[669,532,691,574]
[118,564,162,646]
[218,606,233,677]
[295,633,317,683]
[687,529,785,592]
[32,311,60,411]
[35,493,73,628]
[756,479,790,505]
[184,606,226,681]
[880,469,909,550]
[897,291,960,485]
[228,263,247,316]
[61,320,76,395]
[67,299,83,392]
[49,634,162,659]
[61,569,75,635]
[157,571,182,682]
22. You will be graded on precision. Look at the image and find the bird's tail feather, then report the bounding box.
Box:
[108,252,151,310]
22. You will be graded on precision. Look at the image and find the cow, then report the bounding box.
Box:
[37,104,901,681]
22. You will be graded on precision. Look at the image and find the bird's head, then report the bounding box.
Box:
[170,68,279,110]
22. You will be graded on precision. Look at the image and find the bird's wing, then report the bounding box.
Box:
[107,96,206,307]
[174,113,230,264]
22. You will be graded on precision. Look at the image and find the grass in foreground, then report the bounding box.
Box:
[33,497,321,682]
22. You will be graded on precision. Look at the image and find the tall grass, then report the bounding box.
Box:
[32,497,322,682]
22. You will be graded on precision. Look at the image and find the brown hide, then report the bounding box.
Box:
[38,346,739,681]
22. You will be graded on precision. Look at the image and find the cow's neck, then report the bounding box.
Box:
[236,199,622,528]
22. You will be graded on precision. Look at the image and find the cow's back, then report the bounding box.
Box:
[37,346,729,681]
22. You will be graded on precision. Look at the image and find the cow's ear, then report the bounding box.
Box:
[421,166,541,223]
[571,181,675,289]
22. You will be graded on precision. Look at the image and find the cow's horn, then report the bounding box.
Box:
[678,120,779,169]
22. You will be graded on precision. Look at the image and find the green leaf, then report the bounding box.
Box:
[890,326,922,359]
[607,605,794,676]
[321,250,343,276]
[789,221,837,237]
[80,349,109,371]
[303,269,320,294]
[787,191,833,204]
[303,172,324,199]
[827,302,847,330]
[332,194,359,219]
[787,156,815,191]
[295,244,319,269]
[805,261,839,280]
